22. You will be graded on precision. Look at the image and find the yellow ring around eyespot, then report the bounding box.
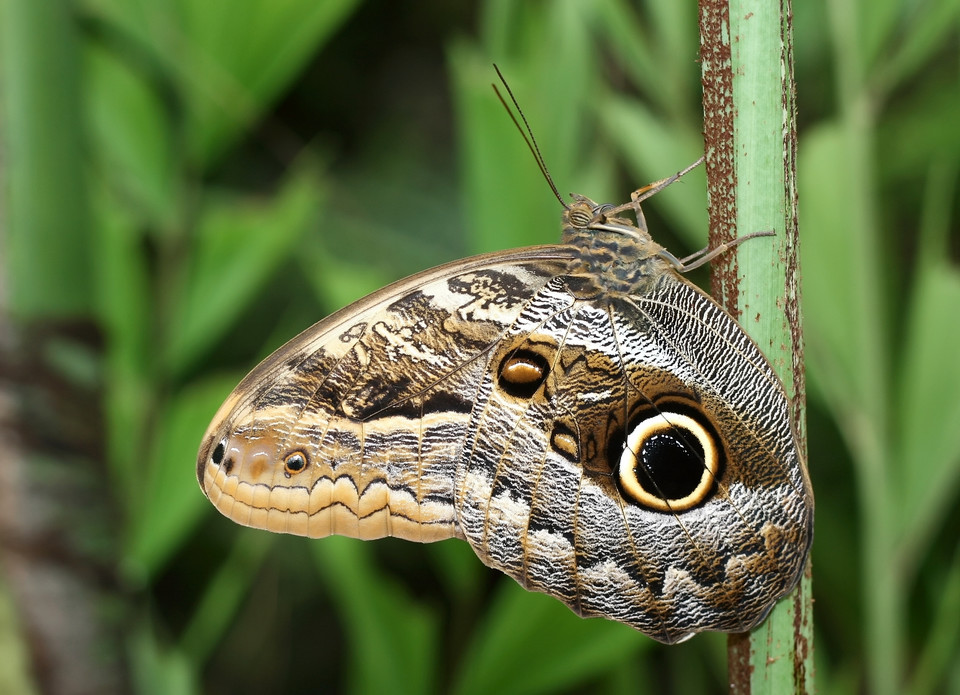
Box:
[617,411,718,512]
[283,450,308,476]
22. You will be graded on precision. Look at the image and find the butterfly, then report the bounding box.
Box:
[196,155,813,644]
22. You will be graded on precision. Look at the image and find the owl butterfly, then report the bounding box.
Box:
[197,155,813,644]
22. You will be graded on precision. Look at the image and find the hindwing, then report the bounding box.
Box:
[456,272,811,642]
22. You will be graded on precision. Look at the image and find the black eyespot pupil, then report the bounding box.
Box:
[285,453,306,473]
[212,441,225,465]
[635,432,705,500]
[498,349,549,398]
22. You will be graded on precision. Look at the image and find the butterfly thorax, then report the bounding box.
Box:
[561,197,671,298]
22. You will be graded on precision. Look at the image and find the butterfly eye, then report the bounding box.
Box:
[283,451,308,477]
[569,208,593,227]
[497,350,550,399]
[617,412,720,512]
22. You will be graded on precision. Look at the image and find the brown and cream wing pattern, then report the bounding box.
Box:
[197,247,577,542]
[455,272,811,643]
[197,193,813,644]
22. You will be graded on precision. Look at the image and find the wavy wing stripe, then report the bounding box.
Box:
[199,251,577,543]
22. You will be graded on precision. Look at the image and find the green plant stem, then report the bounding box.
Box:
[700,0,814,691]
[1,0,92,316]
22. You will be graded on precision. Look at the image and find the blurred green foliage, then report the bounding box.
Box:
[2,0,959,693]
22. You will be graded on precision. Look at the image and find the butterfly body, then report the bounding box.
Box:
[198,194,813,644]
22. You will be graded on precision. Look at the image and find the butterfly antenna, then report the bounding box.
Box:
[492,64,567,209]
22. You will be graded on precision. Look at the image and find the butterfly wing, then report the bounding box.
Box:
[198,236,812,644]
[456,270,812,643]
[197,245,577,542]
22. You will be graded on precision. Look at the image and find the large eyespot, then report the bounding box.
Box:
[617,411,721,512]
[497,349,550,399]
[283,451,308,477]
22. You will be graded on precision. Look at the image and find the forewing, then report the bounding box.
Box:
[197,246,576,542]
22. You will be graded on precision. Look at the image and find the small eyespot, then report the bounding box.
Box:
[212,440,225,465]
[283,451,308,477]
[617,411,720,512]
[550,424,580,462]
[497,349,550,399]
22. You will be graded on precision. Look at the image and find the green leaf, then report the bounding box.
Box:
[176,0,363,166]
[896,263,960,557]
[85,0,362,167]
[84,41,177,229]
[799,123,887,427]
[1,0,92,317]
[859,0,908,76]
[297,238,393,313]
[450,1,613,253]
[596,0,699,119]
[907,545,960,695]
[452,579,647,695]
[877,87,960,184]
[594,0,662,102]
[312,537,439,695]
[179,531,273,664]
[130,619,200,695]
[93,189,153,497]
[124,373,243,579]
[872,0,960,96]
[426,539,486,603]
[163,163,322,377]
[449,42,559,253]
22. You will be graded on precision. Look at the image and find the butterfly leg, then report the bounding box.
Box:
[597,158,705,231]
[663,229,776,273]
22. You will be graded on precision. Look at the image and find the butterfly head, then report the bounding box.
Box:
[563,194,651,238]
[561,193,665,261]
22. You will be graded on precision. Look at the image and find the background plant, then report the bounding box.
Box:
[1,1,958,694]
